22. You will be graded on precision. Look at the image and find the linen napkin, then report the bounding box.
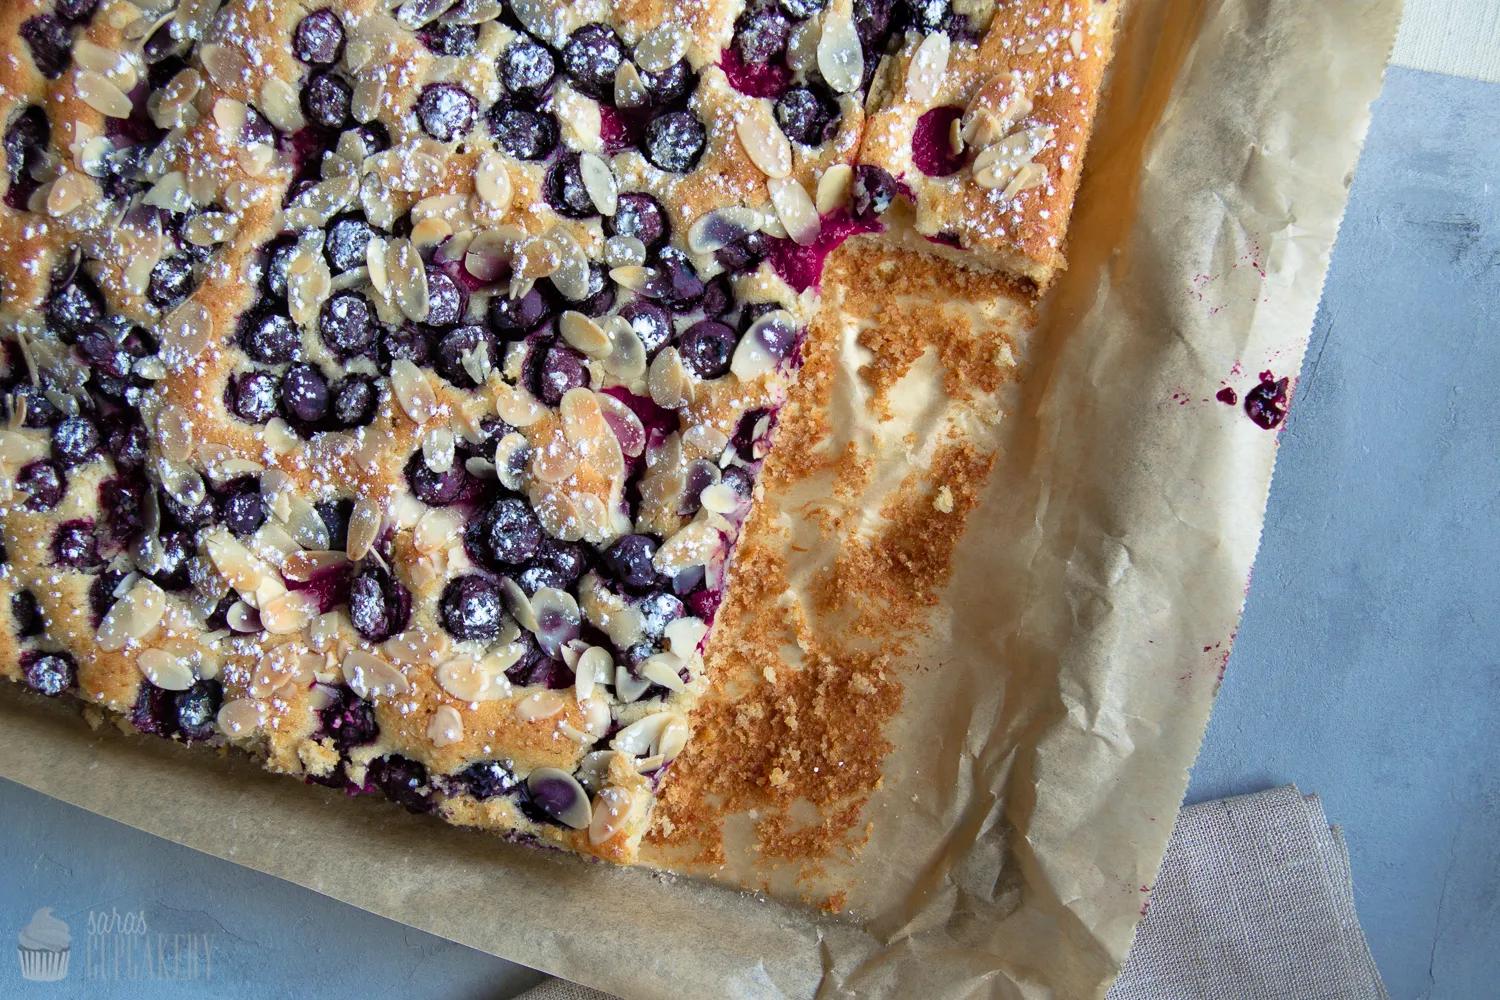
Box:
[517,786,1386,999]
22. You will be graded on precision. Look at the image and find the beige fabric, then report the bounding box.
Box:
[520,787,1387,1000]
[1395,0,1500,83]
[1108,787,1386,1000]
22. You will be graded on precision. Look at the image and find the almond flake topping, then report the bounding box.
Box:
[76,70,134,118]
[346,498,384,561]
[906,33,951,105]
[427,705,464,747]
[137,648,196,691]
[515,689,565,722]
[391,359,438,424]
[588,785,637,845]
[98,579,168,652]
[560,311,611,358]
[342,649,409,700]
[738,103,793,179]
[817,8,864,94]
[768,177,821,246]
[475,153,514,212]
[216,698,264,737]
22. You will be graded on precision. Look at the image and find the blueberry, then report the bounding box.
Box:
[56,0,100,22]
[516,540,588,594]
[331,374,377,427]
[643,110,706,172]
[99,476,145,541]
[379,322,434,368]
[424,267,466,327]
[366,755,433,813]
[500,40,555,99]
[531,341,588,406]
[280,362,330,423]
[484,497,542,565]
[775,85,839,145]
[420,23,477,56]
[905,0,951,33]
[440,574,507,642]
[324,214,375,274]
[52,519,99,568]
[12,590,43,637]
[293,9,345,65]
[434,324,496,388]
[487,104,558,161]
[346,122,390,157]
[175,680,222,741]
[561,24,625,99]
[415,82,477,142]
[50,415,98,467]
[605,533,660,591]
[319,290,375,357]
[643,247,704,310]
[544,153,596,219]
[552,262,614,316]
[302,71,352,130]
[319,684,379,751]
[221,486,266,537]
[147,254,195,309]
[616,300,673,355]
[262,237,297,298]
[240,311,300,363]
[734,6,791,64]
[88,570,126,622]
[5,105,49,207]
[316,499,353,550]
[639,590,685,640]
[853,0,898,49]
[348,562,411,642]
[75,328,131,379]
[852,163,899,219]
[684,320,741,379]
[46,273,102,340]
[12,383,59,429]
[228,370,279,423]
[131,681,180,735]
[780,0,827,16]
[458,760,518,799]
[18,460,67,511]
[699,275,733,316]
[486,286,550,337]
[21,650,76,697]
[606,193,668,249]
[21,15,73,79]
[405,451,467,506]
[148,529,194,590]
[641,60,696,106]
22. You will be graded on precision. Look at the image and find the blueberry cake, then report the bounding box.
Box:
[0,0,1117,863]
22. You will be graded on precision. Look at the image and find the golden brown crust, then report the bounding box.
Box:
[0,0,1113,869]
[859,1,1121,288]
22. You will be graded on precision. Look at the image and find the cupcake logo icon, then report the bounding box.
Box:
[16,908,70,982]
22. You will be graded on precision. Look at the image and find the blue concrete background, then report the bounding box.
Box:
[0,66,1494,998]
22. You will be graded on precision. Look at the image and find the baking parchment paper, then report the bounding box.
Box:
[0,0,1403,996]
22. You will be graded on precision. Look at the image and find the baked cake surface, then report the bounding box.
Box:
[0,0,1116,863]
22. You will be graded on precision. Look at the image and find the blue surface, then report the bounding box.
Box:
[1186,67,1500,1000]
[0,65,1495,999]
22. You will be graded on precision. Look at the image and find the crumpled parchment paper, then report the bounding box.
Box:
[0,0,1403,996]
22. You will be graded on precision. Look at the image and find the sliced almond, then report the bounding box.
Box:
[588,785,638,845]
[768,177,820,246]
[427,705,464,746]
[216,697,264,736]
[817,8,864,94]
[390,359,438,424]
[342,648,408,699]
[475,152,513,212]
[737,104,792,179]
[577,152,617,215]
[514,689,565,722]
[906,33,951,105]
[346,498,383,561]
[97,580,168,652]
[559,311,611,358]
[76,69,134,118]
[137,647,195,691]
